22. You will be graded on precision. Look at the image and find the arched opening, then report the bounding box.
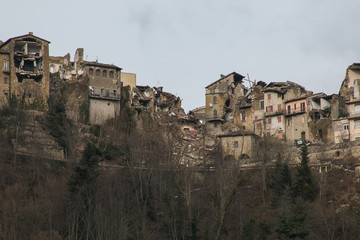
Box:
[89,68,94,75]
[109,71,114,78]
[95,69,100,76]
[102,70,107,77]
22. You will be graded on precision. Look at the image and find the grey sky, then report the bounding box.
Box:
[2,0,360,111]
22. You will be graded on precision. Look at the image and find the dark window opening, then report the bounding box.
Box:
[95,69,100,76]
[318,129,323,139]
[213,96,217,104]
[109,71,114,78]
[102,70,107,77]
[89,68,94,75]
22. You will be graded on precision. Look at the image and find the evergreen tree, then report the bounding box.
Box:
[292,145,317,201]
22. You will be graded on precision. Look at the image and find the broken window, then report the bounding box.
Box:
[95,69,100,76]
[102,70,107,77]
[241,111,246,122]
[3,60,9,71]
[234,141,239,148]
[213,96,217,104]
[318,129,323,139]
[301,131,306,140]
[109,71,114,78]
[89,68,94,75]
[344,124,349,130]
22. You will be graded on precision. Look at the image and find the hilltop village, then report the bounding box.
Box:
[0,32,360,166]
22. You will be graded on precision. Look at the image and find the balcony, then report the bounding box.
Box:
[264,110,284,117]
[285,108,306,116]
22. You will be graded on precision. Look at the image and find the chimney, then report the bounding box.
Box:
[29,32,33,35]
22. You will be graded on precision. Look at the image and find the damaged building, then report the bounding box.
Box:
[132,85,183,115]
[205,72,247,134]
[0,32,50,106]
[337,63,360,142]
[49,48,123,125]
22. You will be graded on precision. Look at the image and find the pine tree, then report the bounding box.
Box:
[292,145,317,201]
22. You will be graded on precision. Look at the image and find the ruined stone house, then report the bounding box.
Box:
[204,72,246,135]
[337,63,360,142]
[217,130,258,160]
[49,48,122,125]
[132,85,183,115]
[0,32,50,107]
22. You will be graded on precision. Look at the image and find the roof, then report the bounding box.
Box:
[0,33,50,48]
[205,72,245,89]
[217,130,256,138]
[84,61,122,70]
[345,99,360,104]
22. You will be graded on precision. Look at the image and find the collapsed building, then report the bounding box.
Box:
[132,85,183,115]
[0,32,50,107]
[201,70,354,161]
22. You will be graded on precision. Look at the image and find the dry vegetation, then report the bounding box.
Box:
[1,107,360,240]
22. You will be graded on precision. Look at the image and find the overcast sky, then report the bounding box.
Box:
[2,0,360,111]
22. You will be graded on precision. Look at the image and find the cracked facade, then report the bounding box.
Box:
[0,32,50,107]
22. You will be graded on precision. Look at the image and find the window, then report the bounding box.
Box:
[102,70,107,77]
[213,109,217,118]
[267,94,271,100]
[278,104,281,112]
[287,105,291,114]
[109,71,114,78]
[3,77,8,84]
[278,116,281,123]
[234,141,239,148]
[266,105,273,113]
[256,123,262,129]
[355,120,360,129]
[268,118,272,124]
[241,111,246,122]
[89,68,94,75]
[95,69,100,76]
[255,116,258,120]
[213,96,217,104]
[294,104,297,111]
[3,60,9,71]
[344,124,349,130]
[301,131,306,140]
[287,119,291,126]
[301,102,306,112]
[260,100,264,110]
[318,129,323,139]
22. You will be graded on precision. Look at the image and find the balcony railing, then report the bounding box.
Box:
[285,108,306,116]
[264,110,285,116]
